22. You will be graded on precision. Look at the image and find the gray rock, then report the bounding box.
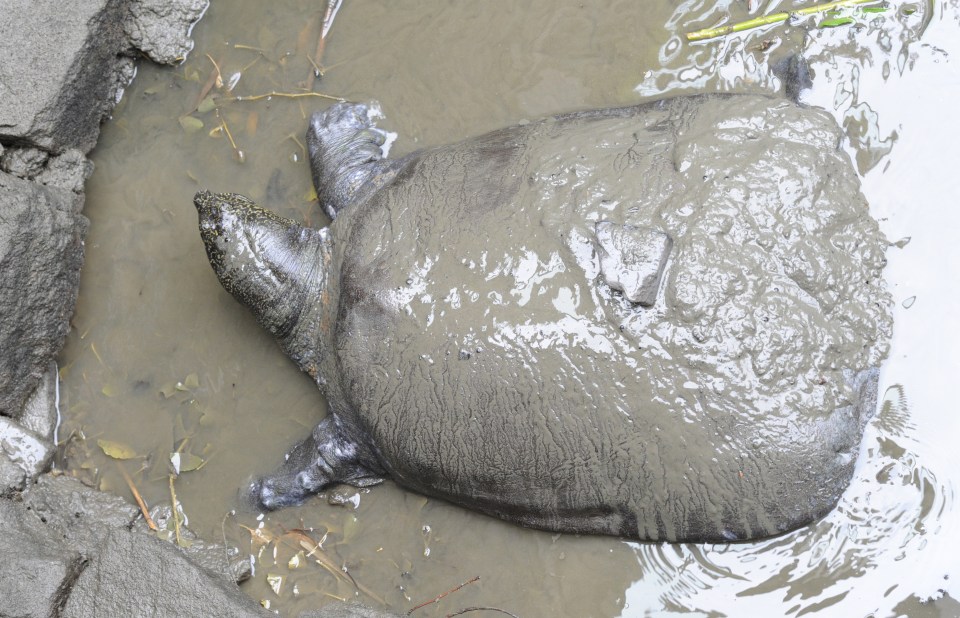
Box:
[62,527,268,618]
[25,475,140,549]
[0,452,27,497]
[125,0,210,65]
[36,149,95,194]
[138,504,252,584]
[20,362,61,440]
[0,499,87,618]
[0,475,267,618]
[0,146,50,177]
[0,0,134,153]
[0,417,54,481]
[0,171,87,418]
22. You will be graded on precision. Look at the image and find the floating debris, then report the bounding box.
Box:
[686,0,882,41]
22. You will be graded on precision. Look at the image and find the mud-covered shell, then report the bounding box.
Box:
[324,95,892,542]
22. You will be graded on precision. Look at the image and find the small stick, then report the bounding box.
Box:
[446,608,520,618]
[193,60,221,112]
[216,110,244,162]
[116,461,157,530]
[205,53,224,88]
[407,576,481,615]
[230,91,345,103]
[686,0,877,41]
[169,474,182,546]
[307,0,342,90]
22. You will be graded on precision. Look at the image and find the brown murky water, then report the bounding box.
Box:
[58,0,960,616]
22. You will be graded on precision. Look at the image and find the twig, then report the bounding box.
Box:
[116,461,157,530]
[205,53,224,88]
[229,91,345,103]
[193,58,221,112]
[686,0,877,41]
[294,535,386,605]
[446,608,520,618]
[215,110,244,163]
[407,576,481,615]
[169,474,182,546]
[307,0,342,90]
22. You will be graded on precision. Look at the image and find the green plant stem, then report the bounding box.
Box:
[686,0,877,41]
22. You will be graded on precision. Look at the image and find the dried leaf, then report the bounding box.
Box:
[98,439,138,460]
[179,116,204,133]
[197,96,217,114]
[160,382,178,398]
[170,451,205,474]
[288,551,304,569]
[267,573,283,595]
[101,383,117,397]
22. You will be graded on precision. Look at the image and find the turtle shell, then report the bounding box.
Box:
[322,94,891,542]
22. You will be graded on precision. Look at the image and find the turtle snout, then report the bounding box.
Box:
[194,190,223,237]
[251,474,309,511]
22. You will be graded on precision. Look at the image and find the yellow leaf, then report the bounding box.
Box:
[169,451,205,474]
[97,439,137,460]
[179,116,204,133]
[197,96,217,113]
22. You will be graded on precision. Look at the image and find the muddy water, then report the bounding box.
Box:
[58,0,959,616]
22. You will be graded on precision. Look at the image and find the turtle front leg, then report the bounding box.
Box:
[253,415,385,509]
[307,102,401,220]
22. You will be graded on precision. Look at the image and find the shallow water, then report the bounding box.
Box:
[59,0,960,616]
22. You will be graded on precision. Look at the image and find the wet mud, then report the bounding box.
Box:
[58,0,960,615]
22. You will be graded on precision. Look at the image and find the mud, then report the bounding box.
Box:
[58,0,960,616]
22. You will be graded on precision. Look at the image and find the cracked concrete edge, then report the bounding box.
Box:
[0,475,271,618]
[0,0,209,177]
[0,0,207,422]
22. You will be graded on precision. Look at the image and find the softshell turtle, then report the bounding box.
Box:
[194,94,892,542]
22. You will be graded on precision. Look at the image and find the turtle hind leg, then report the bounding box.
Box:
[252,415,385,510]
[307,102,398,220]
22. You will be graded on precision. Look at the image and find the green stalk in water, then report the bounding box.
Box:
[686,0,878,41]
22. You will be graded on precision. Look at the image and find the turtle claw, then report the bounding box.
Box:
[307,102,397,220]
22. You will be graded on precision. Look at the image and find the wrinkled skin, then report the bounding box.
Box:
[195,94,892,542]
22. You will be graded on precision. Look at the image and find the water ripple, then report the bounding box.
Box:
[625,384,955,616]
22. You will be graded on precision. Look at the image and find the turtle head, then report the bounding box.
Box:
[194,190,329,344]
